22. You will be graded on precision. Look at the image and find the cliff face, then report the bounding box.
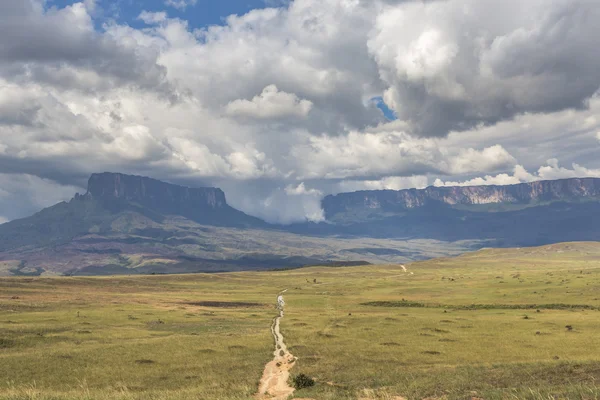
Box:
[86,172,227,211]
[323,178,600,219]
[80,172,265,228]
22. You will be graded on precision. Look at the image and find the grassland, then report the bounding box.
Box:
[1,242,600,399]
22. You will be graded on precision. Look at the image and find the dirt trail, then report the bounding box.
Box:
[256,290,297,400]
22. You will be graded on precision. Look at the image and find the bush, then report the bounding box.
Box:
[292,373,315,389]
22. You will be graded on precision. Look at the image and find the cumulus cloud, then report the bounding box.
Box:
[0,0,168,92]
[434,161,600,187]
[336,176,429,193]
[285,182,322,196]
[368,0,600,136]
[225,85,313,120]
[224,181,325,224]
[291,130,516,179]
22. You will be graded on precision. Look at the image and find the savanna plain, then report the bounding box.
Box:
[1,242,600,400]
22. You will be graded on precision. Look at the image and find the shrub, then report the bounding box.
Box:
[292,373,315,389]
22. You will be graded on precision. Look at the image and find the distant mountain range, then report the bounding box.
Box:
[323,178,600,218]
[1,172,599,276]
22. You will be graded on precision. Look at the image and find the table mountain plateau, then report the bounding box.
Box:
[1,173,599,276]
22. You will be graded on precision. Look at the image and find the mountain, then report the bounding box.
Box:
[318,177,600,245]
[0,172,265,253]
[1,172,470,276]
[323,178,600,221]
[1,173,600,276]
[85,172,266,227]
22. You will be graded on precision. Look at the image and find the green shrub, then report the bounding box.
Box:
[292,373,315,389]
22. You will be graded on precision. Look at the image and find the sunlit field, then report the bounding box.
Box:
[2,242,600,400]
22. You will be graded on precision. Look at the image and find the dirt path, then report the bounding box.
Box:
[256,290,297,400]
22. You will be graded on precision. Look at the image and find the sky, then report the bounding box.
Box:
[0,0,600,224]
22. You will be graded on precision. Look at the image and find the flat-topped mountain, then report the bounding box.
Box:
[1,173,600,276]
[0,172,266,254]
[80,172,259,226]
[86,172,227,209]
[323,178,600,221]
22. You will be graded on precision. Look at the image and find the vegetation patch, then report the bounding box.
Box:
[0,338,15,348]
[362,301,599,311]
[185,301,266,308]
[292,373,315,390]
[421,350,442,355]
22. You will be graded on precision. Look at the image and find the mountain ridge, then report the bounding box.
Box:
[1,173,600,276]
[323,177,600,221]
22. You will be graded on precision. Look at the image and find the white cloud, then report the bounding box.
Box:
[225,85,313,120]
[138,11,168,25]
[434,161,600,187]
[337,175,429,193]
[164,0,197,11]
[285,182,322,196]
[291,130,516,179]
[368,0,600,136]
[537,159,600,181]
[228,183,325,224]
[448,145,516,175]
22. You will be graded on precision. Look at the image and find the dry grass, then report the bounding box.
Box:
[1,242,600,399]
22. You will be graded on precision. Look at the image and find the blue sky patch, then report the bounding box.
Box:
[47,0,278,30]
[372,97,397,121]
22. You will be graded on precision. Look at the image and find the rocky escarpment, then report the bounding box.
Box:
[79,172,265,228]
[85,172,227,211]
[323,178,600,220]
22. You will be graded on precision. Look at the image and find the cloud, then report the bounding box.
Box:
[0,0,600,224]
[285,182,322,196]
[291,130,516,179]
[164,0,197,11]
[368,0,600,136]
[0,1,168,92]
[138,11,168,25]
[225,85,313,120]
[0,173,83,222]
[224,181,325,224]
[434,161,600,187]
[337,175,429,192]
